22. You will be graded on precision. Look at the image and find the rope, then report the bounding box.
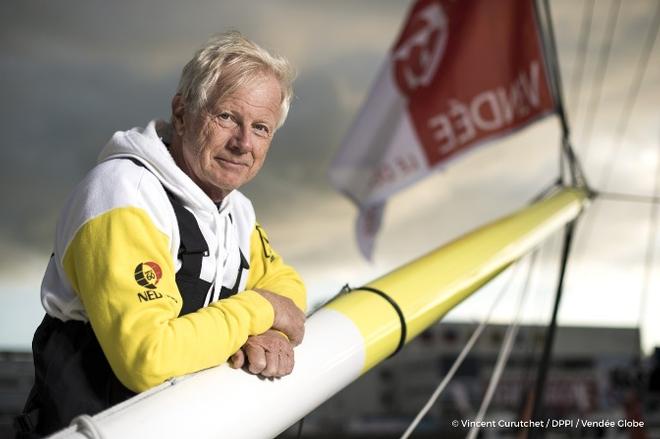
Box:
[357,286,407,357]
[466,251,538,439]
[579,0,622,167]
[399,260,523,439]
[596,0,660,191]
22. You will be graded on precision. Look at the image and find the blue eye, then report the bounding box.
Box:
[213,111,237,128]
[253,124,271,138]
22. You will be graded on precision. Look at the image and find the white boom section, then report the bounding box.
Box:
[50,309,364,439]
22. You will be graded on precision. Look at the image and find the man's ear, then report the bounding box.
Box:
[171,94,186,137]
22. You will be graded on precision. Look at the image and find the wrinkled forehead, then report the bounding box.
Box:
[208,68,283,109]
[206,73,283,126]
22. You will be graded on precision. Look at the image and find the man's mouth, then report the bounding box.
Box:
[216,157,248,168]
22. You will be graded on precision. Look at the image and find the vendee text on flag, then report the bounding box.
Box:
[329,0,556,259]
[427,61,546,161]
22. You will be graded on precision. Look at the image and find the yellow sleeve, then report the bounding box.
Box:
[245,223,307,313]
[62,207,274,393]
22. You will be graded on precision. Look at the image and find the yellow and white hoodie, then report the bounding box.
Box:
[40,120,306,393]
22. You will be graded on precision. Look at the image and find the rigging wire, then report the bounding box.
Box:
[535,0,574,186]
[568,0,595,119]
[597,191,660,205]
[579,0,622,168]
[398,176,569,438]
[466,251,538,439]
[565,0,622,276]
[517,235,557,427]
[536,0,590,191]
[402,1,653,435]
[567,1,659,300]
[528,221,577,438]
[565,2,660,358]
[398,261,524,439]
[596,1,660,191]
[637,135,660,345]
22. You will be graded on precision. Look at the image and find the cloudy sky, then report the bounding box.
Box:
[1,0,659,353]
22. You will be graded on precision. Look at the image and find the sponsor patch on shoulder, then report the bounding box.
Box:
[134,261,162,289]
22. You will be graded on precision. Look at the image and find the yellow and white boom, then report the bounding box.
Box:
[50,187,586,439]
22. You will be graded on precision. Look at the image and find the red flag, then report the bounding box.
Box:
[329,0,555,259]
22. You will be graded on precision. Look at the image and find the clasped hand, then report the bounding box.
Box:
[229,329,294,377]
[229,289,305,378]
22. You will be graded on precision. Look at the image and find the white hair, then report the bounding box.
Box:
[176,31,296,128]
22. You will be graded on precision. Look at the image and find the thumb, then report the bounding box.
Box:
[229,349,245,369]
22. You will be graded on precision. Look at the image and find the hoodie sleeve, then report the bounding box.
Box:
[61,206,275,393]
[245,223,307,313]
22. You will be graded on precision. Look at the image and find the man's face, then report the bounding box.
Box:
[175,74,282,201]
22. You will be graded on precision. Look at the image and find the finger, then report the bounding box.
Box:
[279,350,294,376]
[283,323,303,346]
[275,310,304,346]
[245,343,267,375]
[229,350,245,369]
[271,338,294,377]
[262,350,279,378]
[288,321,305,346]
[290,309,306,344]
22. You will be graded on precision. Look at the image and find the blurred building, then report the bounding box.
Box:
[0,351,33,438]
[292,323,650,438]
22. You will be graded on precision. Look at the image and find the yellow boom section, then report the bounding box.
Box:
[327,188,587,372]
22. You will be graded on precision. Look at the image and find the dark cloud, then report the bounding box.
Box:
[0,0,396,264]
[0,50,176,252]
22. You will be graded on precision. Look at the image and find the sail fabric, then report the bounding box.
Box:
[329,0,556,259]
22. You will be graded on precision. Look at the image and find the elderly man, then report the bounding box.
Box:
[15,32,306,437]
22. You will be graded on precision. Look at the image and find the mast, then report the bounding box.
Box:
[525,1,590,432]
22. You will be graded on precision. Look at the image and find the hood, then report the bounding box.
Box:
[98,120,227,213]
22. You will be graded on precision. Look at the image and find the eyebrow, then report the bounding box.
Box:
[210,98,278,127]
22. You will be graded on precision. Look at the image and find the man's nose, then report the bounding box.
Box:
[231,124,252,152]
